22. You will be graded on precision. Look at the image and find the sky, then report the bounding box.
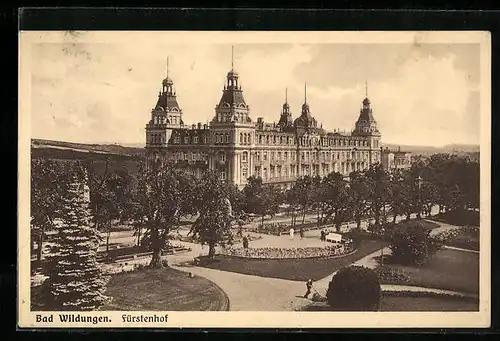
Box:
[29,32,481,147]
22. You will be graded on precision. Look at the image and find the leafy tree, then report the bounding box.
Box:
[326,265,381,311]
[290,176,316,225]
[321,172,351,232]
[242,176,280,227]
[189,171,234,259]
[366,164,391,227]
[389,220,442,266]
[89,166,133,253]
[349,171,371,229]
[134,159,196,268]
[44,161,109,311]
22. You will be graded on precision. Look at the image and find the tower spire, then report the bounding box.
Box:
[304,83,307,103]
[365,80,368,98]
[167,56,170,78]
[231,45,234,71]
[285,88,288,103]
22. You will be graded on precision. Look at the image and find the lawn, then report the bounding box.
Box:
[299,296,479,312]
[382,248,479,294]
[32,268,229,311]
[428,210,480,227]
[101,268,229,311]
[200,239,387,281]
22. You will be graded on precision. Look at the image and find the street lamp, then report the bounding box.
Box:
[380,227,386,267]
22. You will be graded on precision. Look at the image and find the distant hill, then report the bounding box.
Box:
[382,143,480,155]
[31,139,145,158]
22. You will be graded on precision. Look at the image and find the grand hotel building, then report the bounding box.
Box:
[145,58,384,189]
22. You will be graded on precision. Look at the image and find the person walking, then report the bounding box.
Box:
[242,235,249,249]
[289,227,295,240]
[299,227,304,239]
[304,278,314,298]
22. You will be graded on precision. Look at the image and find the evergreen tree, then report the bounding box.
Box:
[45,162,109,311]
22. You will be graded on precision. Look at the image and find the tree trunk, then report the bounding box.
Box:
[406,212,411,221]
[36,223,46,263]
[393,213,397,224]
[136,226,142,246]
[317,206,320,227]
[149,225,163,268]
[356,215,361,229]
[106,220,111,253]
[208,242,216,259]
[261,214,265,228]
[302,208,306,225]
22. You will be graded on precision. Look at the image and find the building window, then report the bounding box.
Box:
[242,151,248,162]
[263,152,268,161]
[242,167,248,179]
[224,134,229,143]
[204,136,208,144]
[240,133,243,144]
[220,152,226,162]
[192,153,196,161]
[259,135,263,144]
[194,136,199,144]
[278,151,282,160]
[220,171,226,181]
[284,151,288,160]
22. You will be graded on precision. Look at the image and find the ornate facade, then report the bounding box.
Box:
[145,57,383,189]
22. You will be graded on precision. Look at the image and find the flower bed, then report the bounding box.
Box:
[433,226,479,251]
[249,221,323,236]
[219,243,355,259]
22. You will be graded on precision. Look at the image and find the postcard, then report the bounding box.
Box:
[18,30,491,328]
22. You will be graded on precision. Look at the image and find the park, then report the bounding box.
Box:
[30,153,480,312]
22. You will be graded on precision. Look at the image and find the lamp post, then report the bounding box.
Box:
[417,175,423,219]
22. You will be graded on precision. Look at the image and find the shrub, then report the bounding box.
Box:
[326,265,381,311]
[389,221,442,266]
[374,266,411,284]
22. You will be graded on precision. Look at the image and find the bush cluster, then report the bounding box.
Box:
[326,265,381,311]
[373,266,411,284]
[389,221,442,266]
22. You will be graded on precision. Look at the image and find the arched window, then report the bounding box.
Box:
[242,151,248,162]
[240,133,243,144]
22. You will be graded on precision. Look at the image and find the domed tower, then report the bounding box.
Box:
[145,57,183,162]
[294,83,320,133]
[211,47,254,187]
[352,82,382,164]
[278,88,293,130]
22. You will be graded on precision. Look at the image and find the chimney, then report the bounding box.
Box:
[197,122,202,129]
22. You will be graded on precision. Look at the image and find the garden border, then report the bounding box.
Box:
[381,289,478,301]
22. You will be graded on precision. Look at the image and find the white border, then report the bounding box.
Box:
[18,31,491,329]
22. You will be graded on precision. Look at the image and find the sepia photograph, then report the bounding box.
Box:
[18,30,491,328]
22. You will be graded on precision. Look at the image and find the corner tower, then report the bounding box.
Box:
[352,82,382,163]
[145,57,183,163]
[211,46,255,187]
